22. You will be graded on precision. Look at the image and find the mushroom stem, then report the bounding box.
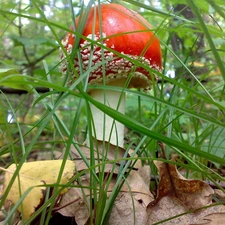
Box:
[89,88,125,147]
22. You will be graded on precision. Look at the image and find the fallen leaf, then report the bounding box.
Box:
[119,170,154,207]
[57,178,90,225]
[58,170,153,225]
[109,191,148,225]
[128,149,151,187]
[70,141,150,181]
[214,189,225,201]
[151,160,213,210]
[57,142,153,225]
[148,196,191,224]
[70,140,130,173]
[147,153,225,224]
[3,160,75,219]
[192,212,225,225]
[148,196,225,225]
[108,170,154,225]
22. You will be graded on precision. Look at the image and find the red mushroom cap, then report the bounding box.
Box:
[60,3,162,89]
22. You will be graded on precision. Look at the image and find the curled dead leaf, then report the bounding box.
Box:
[147,153,225,224]
[151,160,214,210]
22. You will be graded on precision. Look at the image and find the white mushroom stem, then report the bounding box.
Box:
[89,88,125,148]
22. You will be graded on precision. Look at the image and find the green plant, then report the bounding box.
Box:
[0,0,225,224]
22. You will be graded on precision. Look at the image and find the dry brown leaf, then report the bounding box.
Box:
[192,212,225,225]
[147,155,225,225]
[3,160,74,219]
[70,141,130,173]
[152,160,214,210]
[148,196,225,225]
[58,178,90,225]
[58,142,153,225]
[128,149,151,187]
[108,170,154,225]
[0,204,21,225]
[69,142,151,188]
[214,189,225,201]
[58,171,153,225]
[71,140,126,160]
[119,170,154,207]
[148,196,191,225]
[109,192,148,225]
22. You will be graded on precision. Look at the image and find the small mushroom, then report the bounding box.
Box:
[60,3,162,147]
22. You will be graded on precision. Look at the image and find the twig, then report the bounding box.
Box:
[20,47,58,73]
[0,87,50,95]
[18,1,31,68]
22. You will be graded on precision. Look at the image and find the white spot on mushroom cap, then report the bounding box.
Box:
[61,38,68,47]
[67,44,73,54]
[59,32,161,89]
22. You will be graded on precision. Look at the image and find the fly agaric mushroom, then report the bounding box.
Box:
[60,3,162,147]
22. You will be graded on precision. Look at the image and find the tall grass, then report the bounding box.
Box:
[0,0,225,224]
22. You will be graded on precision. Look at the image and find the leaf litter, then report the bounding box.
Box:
[147,143,225,225]
[1,142,225,224]
[57,140,154,225]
